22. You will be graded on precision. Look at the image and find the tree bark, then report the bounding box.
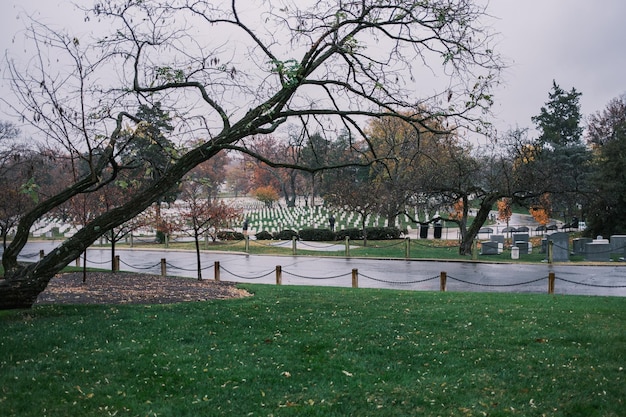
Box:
[0,141,224,309]
[458,195,501,256]
[194,229,202,281]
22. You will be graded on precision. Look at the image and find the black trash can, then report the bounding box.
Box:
[434,221,443,239]
[419,223,428,239]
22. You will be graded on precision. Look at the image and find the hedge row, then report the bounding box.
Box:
[254,226,403,241]
[217,231,245,241]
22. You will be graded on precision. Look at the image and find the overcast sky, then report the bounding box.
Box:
[2,0,625,136]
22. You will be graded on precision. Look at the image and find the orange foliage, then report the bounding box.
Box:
[497,198,512,223]
[254,185,279,207]
[529,194,551,225]
[450,199,464,220]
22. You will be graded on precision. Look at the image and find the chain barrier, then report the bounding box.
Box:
[555,277,626,288]
[282,269,350,280]
[358,273,440,285]
[446,275,547,287]
[113,256,625,292]
[87,259,110,265]
[118,258,162,270]
[165,261,214,272]
[250,239,287,248]
[297,241,343,249]
[219,265,276,280]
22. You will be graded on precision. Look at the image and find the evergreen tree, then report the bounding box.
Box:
[532,80,583,147]
[585,96,626,236]
[530,81,590,223]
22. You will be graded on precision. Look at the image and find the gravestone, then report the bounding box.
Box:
[547,232,570,262]
[512,233,529,244]
[585,237,611,262]
[514,241,530,255]
[610,235,626,257]
[573,238,593,255]
[480,241,499,255]
[490,235,505,245]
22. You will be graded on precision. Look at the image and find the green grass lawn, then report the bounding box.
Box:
[1,285,624,416]
[129,237,614,263]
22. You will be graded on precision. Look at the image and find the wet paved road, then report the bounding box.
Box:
[15,241,626,297]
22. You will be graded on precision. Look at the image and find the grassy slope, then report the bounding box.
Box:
[1,285,624,416]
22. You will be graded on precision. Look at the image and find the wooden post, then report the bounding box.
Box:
[75,257,80,267]
[160,258,167,277]
[114,255,120,272]
[276,265,282,285]
[214,261,220,282]
[130,233,134,248]
[472,239,478,260]
[39,250,44,260]
[352,268,358,288]
[345,236,350,257]
[245,236,250,253]
[548,272,555,294]
[292,236,297,255]
[405,237,410,258]
[440,271,447,292]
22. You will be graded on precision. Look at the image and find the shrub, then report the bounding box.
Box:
[156,230,166,244]
[365,226,401,240]
[255,230,273,240]
[335,228,363,240]
[274,229,299,240]
[298,228,336,241]
[217,230,245,241]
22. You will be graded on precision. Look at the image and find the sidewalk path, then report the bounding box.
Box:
[14,241,626,297]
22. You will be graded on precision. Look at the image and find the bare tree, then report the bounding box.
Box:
[0,123,33,249]
[1,0,502,308]
[177,179,242,280]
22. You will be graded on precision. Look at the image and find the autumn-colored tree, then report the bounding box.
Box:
[497,198,512,225]
[363,112,443,227]
[450,199,464,220]
[225,158,253,198]
[529,194,551,225]
[177,179,242,279]
[254,185,280,208]
[323,164,384,246]
[529,206,550,226]
[186,145,231,202]
[243,134,306,207]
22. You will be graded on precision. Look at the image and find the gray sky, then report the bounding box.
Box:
[486,0,626,133]
[2,0,625,136]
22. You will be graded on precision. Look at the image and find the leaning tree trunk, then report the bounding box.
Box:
[0,264,58,310]
[458,195,501,256]
[0,140,225,309]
